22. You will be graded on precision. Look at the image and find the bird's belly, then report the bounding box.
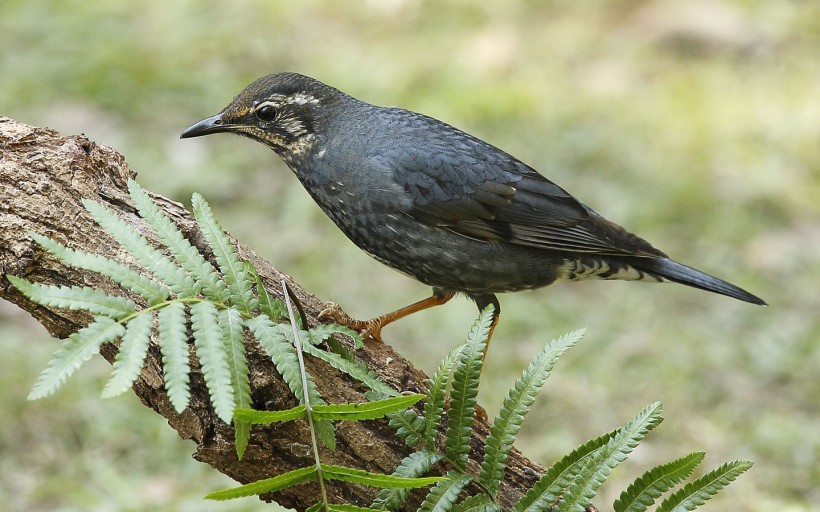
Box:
[326,209,568,294]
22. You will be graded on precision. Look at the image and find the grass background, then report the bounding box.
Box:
[1,1,818,510]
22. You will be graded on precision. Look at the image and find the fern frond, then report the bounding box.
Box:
[310,395,424,421]
[230,396,424,431]
[219,307,251,457]
[219,308,250,410]
[451,494,501,512]
[127,180,225,301]
[445,305,493,471]
[234,405,307,424]
[205,465,317,500]
[321,463,445,488]
[28,316,125,400]
[246,315,308,402]
[555,402,664,512]
[245,261,287,320]
[246,314,335,448]
[388,408,425,447]
[309,420,338,459]
[323,334,359,365]
[191,301,234,422]
[101,313,154,398]
[158,301,190,413]
[31,233,170,305]
[417,471,472,512]
[8,276,136,319]
[83,199,198,297]
[481,329,585,496]
[191,193,256,313]
[424,345,463,451]
[656,460,753,512]
[512,429,618,512]
[301,343,394,396]
[372,450,444,511]
[306,323,363,350]
[614,451,705,512]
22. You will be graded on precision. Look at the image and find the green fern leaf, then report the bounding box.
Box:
[205,465,317,500]
[417,471,471,512]
[247,315,308,402]
[310,409,336,452]
[512,429,618,512]
[614,452,705,512]
[424,345,463,451]
[388,408,425,447]
[234,405,307,424]
[323,393,419,419]
[158,301,190,413]
[191,301,234,422]
[31,233,170,305]
[306,323,364,350]
[127,180,226,301]
[83,199,198,297]
[481,329,585,496]
[28,316,125,400]
[445,306,493,471]
[372,450,444,511]
[302,343,395,396]
[245,261,287,320]
[451,494,501,512]
[246,314,335,449]
[323,334,360,365]
[322,464,445,488]
[8,276,136,319]
[101,313,154,398]
[219,310,249,391]
[310,395,424,421]
[656,460,753,512]
[219,307,251,457]
[191,193,256,313]
[555,402,664,512]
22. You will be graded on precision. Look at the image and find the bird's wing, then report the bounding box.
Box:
[385,131,665,258]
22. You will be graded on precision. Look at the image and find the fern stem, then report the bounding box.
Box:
[118,294,271,327]
[281,280,328,509]
[119,293,269,326]
[113,297,218,325]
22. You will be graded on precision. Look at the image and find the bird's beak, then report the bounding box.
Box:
[180,113,234,139]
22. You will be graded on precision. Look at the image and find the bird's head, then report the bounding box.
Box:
[181,72,343,161]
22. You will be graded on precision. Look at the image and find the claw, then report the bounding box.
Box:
[318,303,384,343]
[318,302,348,323]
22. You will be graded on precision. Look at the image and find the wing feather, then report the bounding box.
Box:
[382,110,664,258]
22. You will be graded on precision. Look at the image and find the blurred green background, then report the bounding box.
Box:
[1,1,818,510]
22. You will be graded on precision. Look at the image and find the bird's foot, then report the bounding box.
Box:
[318,302,384,343]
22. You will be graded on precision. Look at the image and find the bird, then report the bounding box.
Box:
[180,72,765,352]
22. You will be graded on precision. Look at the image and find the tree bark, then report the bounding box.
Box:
[0,116,545,510]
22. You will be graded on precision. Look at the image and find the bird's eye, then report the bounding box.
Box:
[255,104,278,122]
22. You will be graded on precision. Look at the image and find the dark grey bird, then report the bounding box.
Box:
[181,72,765,349]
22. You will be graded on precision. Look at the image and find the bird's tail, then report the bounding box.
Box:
[632,257,767,306]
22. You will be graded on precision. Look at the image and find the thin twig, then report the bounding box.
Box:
[281,279,328,508]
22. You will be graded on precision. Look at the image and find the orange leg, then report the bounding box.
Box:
[319,291,456,342]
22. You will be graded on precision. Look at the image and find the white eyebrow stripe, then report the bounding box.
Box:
[255,100,279,110]
[255,93,319,111]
